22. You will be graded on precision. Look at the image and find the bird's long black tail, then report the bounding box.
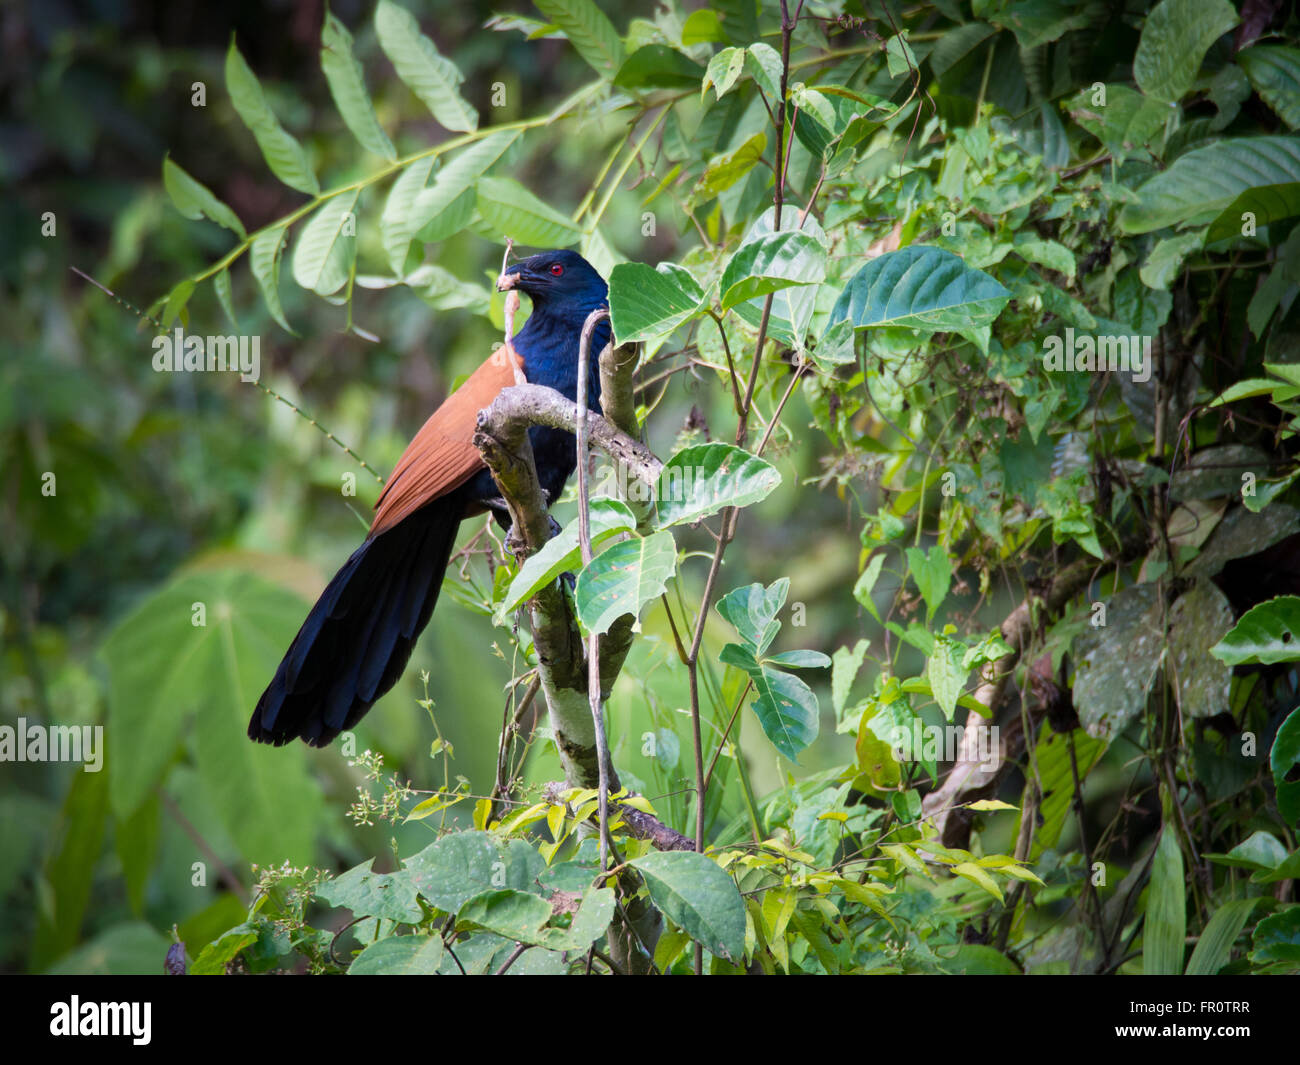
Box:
[249,501,462,747]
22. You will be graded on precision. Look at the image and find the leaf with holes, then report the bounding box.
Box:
[1211,595,1300,665]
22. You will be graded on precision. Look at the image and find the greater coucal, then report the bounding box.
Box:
[249,249,610,747]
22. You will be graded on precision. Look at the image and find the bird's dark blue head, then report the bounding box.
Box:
[497,249,608,324]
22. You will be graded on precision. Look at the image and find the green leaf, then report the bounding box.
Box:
[692,131,766,203]
[411,129,520,241]
[653,443,781,529]
[1270,706,1300,827]
[745,43,782,101]
[574,531,677,636]
[832,638,870,717]
[1209,830,1288,870]
[703,46,745,100]
[495,499,637,623]
[476,175,582,248]
[1186,898,1259,974]
[719,230,825,310]
[608,262,706,345]
[926,635,967,721]
[380,157,436,276]
[732,206,828,348]
[458,888,553,941]
[1211,596,1300,665]
[1144,826,1186,975]
[952,861,1003,902]
[213,268,238,330]
[748,666,819,760]
[1252,908,1300,965]
[1207,182,1300,243]
[405,831,545,912]
[250,225,294,334]
[614,45,704,90]
[1239,46,1300,130]
[905,544,952,621]
[533,0,623,78]
[292,189,359,296]
[321,12,396,160]
[766,649,831,669]
[1133,0,1237,103]
[162,157,246,238]
[628,850,746,961]
[349,934,445,974]
[98,570,321,863]
[716,578,788,655]
[1120,137,1300,234]
[225,40,320,195]
[316,859,423,923]
[853,554,885,620]
[681,9,723,45]
[375,0,477,132]
[827,247,1011,333]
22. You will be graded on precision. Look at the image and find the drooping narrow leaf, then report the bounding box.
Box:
[476,175,582,248]
[292,190,360,296]
[250,225,295,334]
[162,157,247,238]
[380,156,436,276]
[1144,826,1186,975]
[533,0,624,78]
[321,12,396,160]
[375,0,477,132]
[225,40,320,195]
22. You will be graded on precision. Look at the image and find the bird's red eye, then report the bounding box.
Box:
[549,263,564,276]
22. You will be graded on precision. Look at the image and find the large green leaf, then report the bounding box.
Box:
[1120,137,1300,234]
[404,831,546,912]
[316,859,424,923]
[1211,596,1300,665]
[573,531,677,636]
[1239,46,1300,130]
[1207,183,1300,243]
[292,190,359,296]
[653,443,781,529]
[1251,908,1300,965]
[614,44,704,90]
[349,934,445,974]
[495,499,637,623]
[321,13,395,160]
[827,247,1011,333]
[716,578,788,656]
[225,41,320,195]
[533,0,624,78]
[732,206,829,348]
[1133,0,1237,103]
[98,569,321,863]
[719,230,825,310]
[721,644,821,761]
[608,262,706,345]
[162,157,246,238]
[628,851,746,961]
[1144,826,1186,975]
[691,131,767,204]
[375,0,476,132]
[476,175,582,248]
